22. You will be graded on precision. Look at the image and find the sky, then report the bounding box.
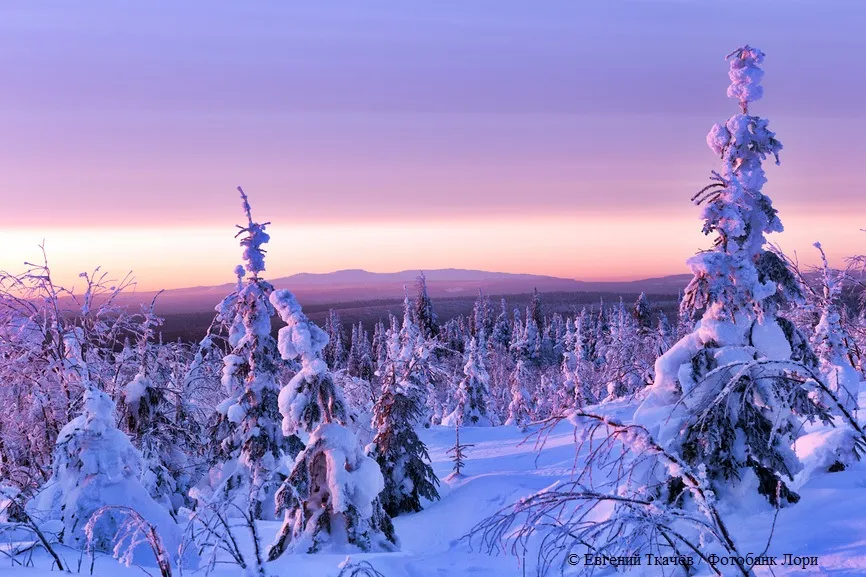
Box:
[1,1,865,291]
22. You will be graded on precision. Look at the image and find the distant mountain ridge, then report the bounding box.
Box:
[131,268,692,314]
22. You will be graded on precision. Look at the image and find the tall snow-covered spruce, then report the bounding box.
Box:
[635,46,830,507]
[195,187,301,519]
[267,288,397,558]
[367,292,440,517]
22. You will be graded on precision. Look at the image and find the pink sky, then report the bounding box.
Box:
[2,1,865,290]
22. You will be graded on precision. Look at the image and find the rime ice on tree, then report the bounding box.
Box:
[443,335,493,427]
[193,187,300,520]
[27,386,185,567]
[634,46,830,507]
[267,289,397,558]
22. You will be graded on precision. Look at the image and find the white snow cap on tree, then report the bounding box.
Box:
[267,288,397,556]
[236,186,270,276]
[726,45,765,112]
[28,386,187,567]
[269,289,331,435]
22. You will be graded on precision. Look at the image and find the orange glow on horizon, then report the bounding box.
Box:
[3,208,863,293]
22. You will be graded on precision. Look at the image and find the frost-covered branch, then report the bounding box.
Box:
[468,411,754,576]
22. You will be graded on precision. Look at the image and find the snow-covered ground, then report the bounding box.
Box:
[5,392,866,577]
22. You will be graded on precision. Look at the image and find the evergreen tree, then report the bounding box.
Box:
[443,335,493,427]
[490,298,512,350]
[633,292,653,334]
[324,309,348,370]
[268,289,397,557]
[505,357,532,429]
[528,288,544,330]
[372,320,388,376]
[635,46,830,507]
[27,386,184,565]
[471,290,495,344]
[197,188,301,520]
[521,308,541,365]
[368,294,440,517]
[348,322,376,383]
[655,312,674,357]
[413,272,439,340]
[812,242,861,414]
[120,297,191,514]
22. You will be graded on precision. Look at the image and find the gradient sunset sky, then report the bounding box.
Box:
[2,1,865,291]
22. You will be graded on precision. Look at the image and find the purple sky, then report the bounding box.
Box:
[2,1,865,289]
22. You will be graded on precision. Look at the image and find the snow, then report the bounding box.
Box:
[25,387,190,570]
[11,390,866,576]
[315,423,385,519]
[122,374,150,407]
[726,45,766,107]
[751,317,793,360]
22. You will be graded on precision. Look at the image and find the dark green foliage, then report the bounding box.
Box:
[370,388,440,516]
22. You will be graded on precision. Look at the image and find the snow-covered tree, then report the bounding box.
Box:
[635,46,830,507]
[413,272,439,340]
[196,188,300,520]
[505,358,532,429]
[0,256,140,490]
[443,335,493,427]
[656,312,674,357]
[267,289,397,558]
[490,298,512,351]
[120,296,193,514]
[804,242,865,470]
[367,294,440,517]
[471,290,495,345]
[324,309,348,370]
[27,386,185,566]
[347,322,376,384]
[811,243,860,414]
[528,288,544,330]
[633,292,652,334]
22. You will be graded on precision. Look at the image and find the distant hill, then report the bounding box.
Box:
[124,268,692,315]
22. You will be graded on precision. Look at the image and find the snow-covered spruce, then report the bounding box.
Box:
[194,187,302,520]
[634,46,831,507]
[27,386,187,568]
[324,309,348,370]
[806,242,864,470]
[413,272,439,340]
[811,243,860,414]
[267,288,397,558]
[367,293,440,517]
[443,335,493,427]
[121,297,195,515]
[346,322,376,383]
[633,292,653,334]
[504,357,532,429]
